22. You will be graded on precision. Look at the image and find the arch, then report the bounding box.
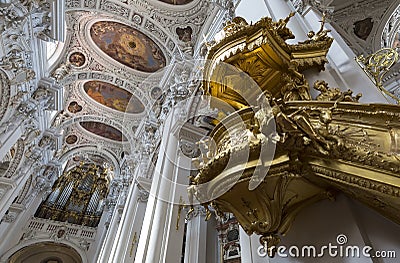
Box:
[47,41,66,71]
[373,0,400,49]
[0,240,87,263]
[148,0,199,8]
[60,72,151,110]
[58,114,134,145]
[58,145,121,178]
[47,24,71,73]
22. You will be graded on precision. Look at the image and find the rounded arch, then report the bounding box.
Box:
[0,240,87,263]
[147,0,200,10]
[47,24,71,74]
[373,0,400,49]
[58,114,134,145]
[59,71,151,110]
[47,41,67,71]
[58,145,121,178]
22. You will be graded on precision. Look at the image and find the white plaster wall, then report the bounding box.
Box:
[239,194,400,263]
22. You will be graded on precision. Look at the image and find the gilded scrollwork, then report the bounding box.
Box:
[223,16,249,38]
[193,58,400,250]
[356,47,400,104]
[204,9,333,109]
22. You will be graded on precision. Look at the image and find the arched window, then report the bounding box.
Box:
[46,41,59,60]
[35,162,110,227]
[45,40,65,70]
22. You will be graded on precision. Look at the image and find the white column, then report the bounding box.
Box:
[96,204,122,262]
[0,194,43,253]
[0,124,22,161]
[135,107,188,263]
[263,0,309,42]
[0,169,34,221]
[107,180,144,262]
[239,227,269,263]
[184,213,208,263]
[106,183,149,262]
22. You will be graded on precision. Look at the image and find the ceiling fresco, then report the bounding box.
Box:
[83,81,145,114]
[158,0,194,4]
[90,21,166,73]
[69,51,86,67]
[80,121,127,142]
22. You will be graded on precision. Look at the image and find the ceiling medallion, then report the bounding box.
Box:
[68,51,86,68]
[83,80,145,114]
[90,21,166,73]
[65,134,78,144]
[80,121,127,142]
[67,101,83,113]
[157,0,193,5]
[150,86,163,100]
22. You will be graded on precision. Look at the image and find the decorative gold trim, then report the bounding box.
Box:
[356,48,400,104]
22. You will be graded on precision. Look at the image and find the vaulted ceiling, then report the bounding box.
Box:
[50,0,400,172]
[49,0,221,172]
[327,0,400,54]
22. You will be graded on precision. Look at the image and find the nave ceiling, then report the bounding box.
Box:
[1,0,400,257]
[49,0,221,171]
[0,1,235,241]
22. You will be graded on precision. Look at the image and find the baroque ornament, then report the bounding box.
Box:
[191,13,400,256]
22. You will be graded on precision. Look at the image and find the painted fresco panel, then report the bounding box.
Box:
[80,121,127,141]
[90,21,166,72]
[84,81,145,114]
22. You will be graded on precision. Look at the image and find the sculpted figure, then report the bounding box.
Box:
[303,13,332,43]
[281,73,311,101]
[52,62,71,82]
[313,80,362,102]
[270,99,336,156]
[0,48,24,72]
[273,12,295,40]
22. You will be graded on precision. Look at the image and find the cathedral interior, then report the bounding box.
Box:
[0,0,400,262]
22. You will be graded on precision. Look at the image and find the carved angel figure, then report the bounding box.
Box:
[313,80,362,102]
[281,73,312,101]
[303,13,332,43]
[273,12,295,40]
[271,102,335,156]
